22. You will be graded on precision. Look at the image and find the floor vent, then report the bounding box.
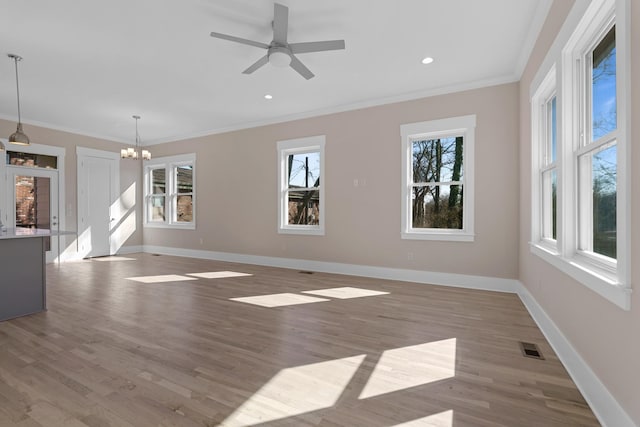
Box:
[519,342,544,360]
[299,271,314,274]
[151,254,161,256]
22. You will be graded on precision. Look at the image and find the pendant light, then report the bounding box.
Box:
[7,54,30,146]
[121,115,151,160]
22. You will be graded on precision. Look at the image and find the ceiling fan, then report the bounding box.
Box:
[210,3,345,80]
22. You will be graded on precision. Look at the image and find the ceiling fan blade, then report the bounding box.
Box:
[210,32,269,50]
[242,55,269,74]
[272,3,289,44]
[289,55,314,80]
[289,40,345,54]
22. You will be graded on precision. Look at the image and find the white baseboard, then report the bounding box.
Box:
[516,282,636,427]
[141,245,518,294]
[131,245,634,427]
[117,245,144,255]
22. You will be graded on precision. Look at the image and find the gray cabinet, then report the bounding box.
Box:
[0,235,46,321]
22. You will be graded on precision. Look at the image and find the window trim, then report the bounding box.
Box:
[400,115,476,241]
[531,65,559,253]
[277,135,325,236]
[530,0,631,310]
[143,153,196,229]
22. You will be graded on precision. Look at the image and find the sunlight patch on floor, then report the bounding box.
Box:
[391,410,454,427]
[303,287,389,299]
[91,256,137,262]
[125,275,198,283]
[220,355,366,426]
[187,271,253,279]
[230,293,329,308]
[359,338,457,399]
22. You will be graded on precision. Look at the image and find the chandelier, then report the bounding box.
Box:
[121,115,151,160]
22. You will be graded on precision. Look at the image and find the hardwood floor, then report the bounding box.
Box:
[0,253,599,426]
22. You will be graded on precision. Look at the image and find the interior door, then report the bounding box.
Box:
[78,155,115,258]
[7,166,59,263]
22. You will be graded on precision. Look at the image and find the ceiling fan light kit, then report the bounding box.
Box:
[268,48,291,68]
[210,3,345,80]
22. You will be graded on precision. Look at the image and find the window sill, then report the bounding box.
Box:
[402,231,474,242]
[144,222,196,230]
[530,242,631,310]
[278,227,324,236]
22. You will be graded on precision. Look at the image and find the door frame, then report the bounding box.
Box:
[7,166,60,263]
[0,141,66,263]
[76,147,120,258]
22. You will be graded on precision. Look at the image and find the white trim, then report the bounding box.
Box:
[143,153,196,229]
[141,245,516,293]
[76,146,120,160]
[531,65,558,248]
[277,135,325,236]
[76,147,121,258]
[400,115,475,241]
[116,245,144,255]
[515,281,636,427]
[530,243,630,310]
[529,0,592,98]
[529,0,631,309]
[145,75,519,145]
[514,0,554,79]
[114,245,633,425]
[0,142,67,263]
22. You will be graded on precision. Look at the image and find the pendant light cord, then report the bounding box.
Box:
[11,55,23,124]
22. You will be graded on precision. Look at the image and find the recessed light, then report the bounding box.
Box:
[421,57,434,65]
[264,94,273,100]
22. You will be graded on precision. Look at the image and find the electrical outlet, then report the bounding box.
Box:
[407,252,414,260]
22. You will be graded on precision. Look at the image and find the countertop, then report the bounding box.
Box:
[0,228,74,240]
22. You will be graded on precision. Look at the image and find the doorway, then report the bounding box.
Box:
[77,147,120,258]
[6,167,59,263]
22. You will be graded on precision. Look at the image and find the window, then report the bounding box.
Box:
[400,115,475,241]
[530,0,630,309]
[277,136,325,235]
[532,66,558,248]
[144,153,195,228]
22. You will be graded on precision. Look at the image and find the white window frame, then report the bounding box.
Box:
[531,65,558,252]
[277,135,325,235]
[530,0,631,310]
[143,153,196,229]
[400,115,475,241]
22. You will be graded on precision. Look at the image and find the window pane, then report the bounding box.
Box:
[592,144,616,258]
[287,190,320,225]
[150,196,165,221]
[152,169,166,194]
[592,25,616,140]
[411,184,463,229]
[549,96,557,163]
[542,169,557,240]
[176,195,193,222]
[176,165,193,194]
[288,152,320,188]
[412,137,463,183]
[7,152,58,169]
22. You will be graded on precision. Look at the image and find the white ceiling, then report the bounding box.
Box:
[0,0,551,145]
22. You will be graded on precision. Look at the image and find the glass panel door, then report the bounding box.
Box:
[7,167,59,262]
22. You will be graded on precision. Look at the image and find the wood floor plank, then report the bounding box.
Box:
[0,253,600,426]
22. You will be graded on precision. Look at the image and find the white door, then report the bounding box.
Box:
[7,166,59,263]
[77,150,118,258]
